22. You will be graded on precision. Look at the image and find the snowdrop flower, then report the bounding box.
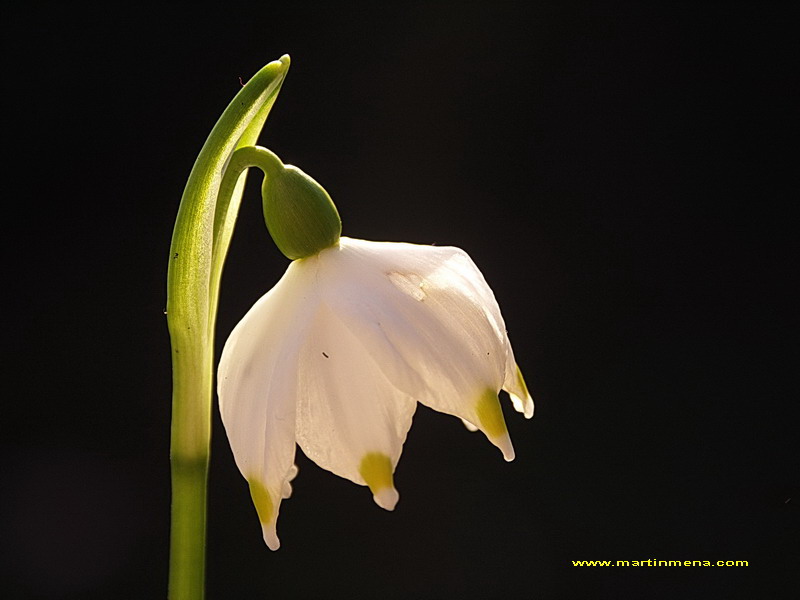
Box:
[217,159,533,550]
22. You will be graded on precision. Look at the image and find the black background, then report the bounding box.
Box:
[2,3,797,599]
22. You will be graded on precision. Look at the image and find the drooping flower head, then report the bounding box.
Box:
[218,160,533,550]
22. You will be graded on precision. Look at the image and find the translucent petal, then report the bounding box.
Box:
[316,238,518,459]
[217,260,316,549]
[461,418,479,432]
[504,363,535,419]
[281,464,299,499]
[294,301,417,510]
[218,236,531,550]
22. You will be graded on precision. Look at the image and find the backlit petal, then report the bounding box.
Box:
[294,298,416,510]
[504,363,535,419]
[316,238,516,459]
[217,260,316,549]
[218,236,533,549]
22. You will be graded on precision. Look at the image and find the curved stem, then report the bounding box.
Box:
[209,146,285,311]
[166,57,290,600]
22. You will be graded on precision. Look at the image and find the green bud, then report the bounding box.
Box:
[261,164,342,260]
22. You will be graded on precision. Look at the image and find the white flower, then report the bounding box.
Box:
[218,236,533,549]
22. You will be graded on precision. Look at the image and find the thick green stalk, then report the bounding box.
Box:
[166,56,290,600]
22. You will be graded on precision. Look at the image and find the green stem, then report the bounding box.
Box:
[209,146,285,319]
[166,56,290,600]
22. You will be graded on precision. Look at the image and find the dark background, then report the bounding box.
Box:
[2,3,796,599]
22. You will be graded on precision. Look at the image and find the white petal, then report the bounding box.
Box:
[217,260,316,549]
[461,418,479,432]
[317,238,518,460]
[504,362,535,419]
[294,300,417,511]
[281,464,299,499]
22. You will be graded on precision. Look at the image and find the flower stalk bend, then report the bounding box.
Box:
[165,56,290,600]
